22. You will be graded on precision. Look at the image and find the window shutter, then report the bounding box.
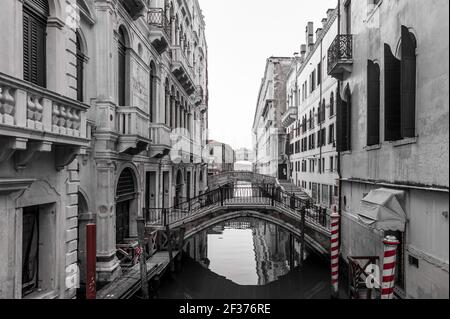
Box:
[384,44,401,141]
[401,26,417,138]
[76,33,84,102]
[23,7,47,87]
[336,89,348,151]
[367,60,381,146]
[118,29,127,106]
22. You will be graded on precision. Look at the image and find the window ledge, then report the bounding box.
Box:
[365,144,381,152]
[392,137,418,148]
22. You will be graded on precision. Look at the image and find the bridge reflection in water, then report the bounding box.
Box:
[157,217,333,299]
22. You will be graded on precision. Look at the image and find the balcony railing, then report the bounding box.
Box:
[171,47,196,95]
[327,34,353,78]
[148,8,171,40]
[0,72,90,170]
[281,106,298,128]
[0,73,89,143]
[116,106,150,154]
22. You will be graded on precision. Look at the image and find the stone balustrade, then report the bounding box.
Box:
[116,106,150,139]
[0,72,89,143]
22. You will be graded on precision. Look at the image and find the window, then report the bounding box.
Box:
[367,60,381,146]
[149,62,157,122]
[337,86,352,152]
[76,32,85,102]
[384,26,417,141]
[345,0,352,35]
[329,124,335,145]
[330,92,335,117]
[330,156,334,172]
[118,27,127,106]
[23,0,49,87]
[317,62,322,85]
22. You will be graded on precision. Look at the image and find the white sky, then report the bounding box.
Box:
[198,0,338,150]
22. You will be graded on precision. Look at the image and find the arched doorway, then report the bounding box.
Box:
[77,191,89,298]
[116,168,137,244]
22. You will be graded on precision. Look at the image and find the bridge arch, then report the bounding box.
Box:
[179,210,328,256]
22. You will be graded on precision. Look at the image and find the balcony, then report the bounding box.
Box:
[149,123,171,158]
[327,35,353,80]
[119,0,146,20]
[281,106,298,128]
[171,47,196,96]
[0,72,89,170]
[116,106,150,155]
[147,8,171,54]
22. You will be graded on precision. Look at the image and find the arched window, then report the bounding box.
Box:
[149,62,156,122]
[367,60,380,146]
[118,27,127,106]
[23,0,49,87]
[76,31,85,102]
[330,92,335,117]
[384,26,417,141]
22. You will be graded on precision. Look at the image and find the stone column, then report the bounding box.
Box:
[170,95,176,129]
[95,161,121,283]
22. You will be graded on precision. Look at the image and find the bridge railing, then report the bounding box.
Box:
[144,185,330,230]
[208,171,277,187]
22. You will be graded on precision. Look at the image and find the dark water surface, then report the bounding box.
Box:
[157,218,336,299]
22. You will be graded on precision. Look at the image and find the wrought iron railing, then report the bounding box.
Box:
[148,8,171,40]
[144,184,330,230]
[327,34,353,74]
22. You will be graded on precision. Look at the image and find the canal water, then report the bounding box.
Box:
[157,217,336,299]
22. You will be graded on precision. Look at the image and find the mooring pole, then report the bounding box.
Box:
[381,236,400,299]
[86,223,96,300]
[137,217,149,299]
[166,224,175,272]
[300,206,306,267]
[330,211,341,299]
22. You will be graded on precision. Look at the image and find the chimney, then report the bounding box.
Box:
[300,44,307,60]
[305,22,314,52]
[316,28,323,41]
[322,18,328,28]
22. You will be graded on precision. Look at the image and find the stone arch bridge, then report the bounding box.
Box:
[145,176,332,258]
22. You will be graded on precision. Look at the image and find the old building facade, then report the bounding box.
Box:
[252,57,292,179]
[0,0,208,298]
[283,9,339,212]
[330,0,449,299]
[206,140,235,176]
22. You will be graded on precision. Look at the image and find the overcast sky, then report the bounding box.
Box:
[198,0,338,150]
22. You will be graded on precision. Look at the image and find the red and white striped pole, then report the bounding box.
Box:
[330,208,340,298]
[381,235,400,299]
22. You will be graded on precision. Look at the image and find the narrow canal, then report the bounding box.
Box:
[157,217,337,299]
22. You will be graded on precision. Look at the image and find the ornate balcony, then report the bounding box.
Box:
[0,72,89,170]
[119,0,146,20]
[116,106,150,155]
[171,47,196,96]
[149,123,171,158]
[327,35,353,80]
[281,106,298,128]
[147,8,172,54]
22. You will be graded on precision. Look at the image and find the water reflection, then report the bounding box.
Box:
[158,217,333,299]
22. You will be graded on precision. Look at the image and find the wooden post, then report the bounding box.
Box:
[86,223,96,300]
[137,217,149,299]
[300,206,306,267]
[166,224,175,272]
